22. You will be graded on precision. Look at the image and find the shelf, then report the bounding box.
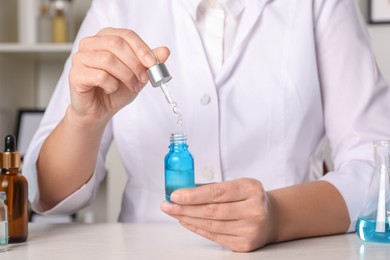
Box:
[0,43,73,61]
[0,43,73,53]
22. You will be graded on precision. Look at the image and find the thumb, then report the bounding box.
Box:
[150,46,170,66]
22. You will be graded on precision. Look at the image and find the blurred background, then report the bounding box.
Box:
[0,0,124,224]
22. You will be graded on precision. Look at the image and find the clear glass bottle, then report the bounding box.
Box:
[164,133,195,201]
[0,192,8,252]
[49,0,75,43]
[356,140,390,243]
[0,135,28,243]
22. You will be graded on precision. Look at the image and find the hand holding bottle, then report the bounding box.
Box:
[69,27,170,127]
[160,178,274,252]
[161,177,350,252]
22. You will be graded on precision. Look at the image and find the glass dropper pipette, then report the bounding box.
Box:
[147,52,183,127]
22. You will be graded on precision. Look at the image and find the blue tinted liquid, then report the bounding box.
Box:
[164,134,195,202]
[0,220,8,252]
[356,217,390,243]
[165,169,195,202]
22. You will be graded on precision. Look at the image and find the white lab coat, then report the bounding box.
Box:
[24,0,390,231]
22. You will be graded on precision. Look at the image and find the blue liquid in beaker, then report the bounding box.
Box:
[356,217,390,243]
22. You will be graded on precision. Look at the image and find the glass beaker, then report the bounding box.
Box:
[356,140,390,243]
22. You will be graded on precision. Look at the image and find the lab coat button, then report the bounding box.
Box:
[200,95,211,106]
[201,167,214,180]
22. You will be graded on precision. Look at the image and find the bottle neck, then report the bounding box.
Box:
[169,133,188,151]
[1,168,18,175]
[170,143,188,151]
[0,151,21,170]
[374,140,390,168]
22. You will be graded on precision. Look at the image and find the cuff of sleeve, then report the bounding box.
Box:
[31,172,98,215]
[321,160,373,232]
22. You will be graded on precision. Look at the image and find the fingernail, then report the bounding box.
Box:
[144,53,157,67]
[161,201,173,212]
[170,192,181,202]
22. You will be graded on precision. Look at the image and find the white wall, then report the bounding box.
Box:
[0,0,17,42]
[357,0,390,82]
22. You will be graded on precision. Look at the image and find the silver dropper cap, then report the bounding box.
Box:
[147,63,172,87]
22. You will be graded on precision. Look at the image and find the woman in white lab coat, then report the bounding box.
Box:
[24,0,390,252]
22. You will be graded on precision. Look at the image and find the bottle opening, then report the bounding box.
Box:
[170,133,186,143]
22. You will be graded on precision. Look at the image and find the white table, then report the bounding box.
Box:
[1,223,390,259]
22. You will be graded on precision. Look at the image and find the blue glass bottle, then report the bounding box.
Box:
[165,133,195,202]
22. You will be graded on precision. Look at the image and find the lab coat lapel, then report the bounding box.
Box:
[172,0,215,86]
[216,0,272,85]
[235,0,272,49]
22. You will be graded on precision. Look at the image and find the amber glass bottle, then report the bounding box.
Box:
[0,135,28,243]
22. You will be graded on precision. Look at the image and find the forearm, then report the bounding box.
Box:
[36,107,107,211]
[267,180,350,243]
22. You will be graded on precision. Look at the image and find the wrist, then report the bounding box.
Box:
[264,191,281,245]
[65,106,111,133]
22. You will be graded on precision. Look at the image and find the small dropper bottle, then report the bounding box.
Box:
[0,135,28,243]
[164,133,195,202]
[147,55,183,127]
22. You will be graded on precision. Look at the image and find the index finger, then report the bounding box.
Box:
[171,178,263,205]
[97,27,169,68]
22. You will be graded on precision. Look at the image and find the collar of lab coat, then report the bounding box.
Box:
[174,0,274,84]
[179,0,273,20]
[182,0,247,18]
